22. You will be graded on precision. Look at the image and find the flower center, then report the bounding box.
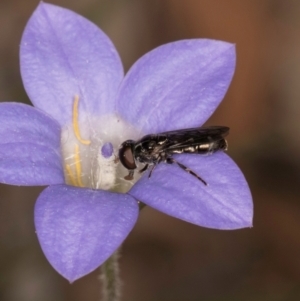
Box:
[61,95,142,192]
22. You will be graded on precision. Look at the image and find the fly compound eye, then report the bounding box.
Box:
[119,141,137,170]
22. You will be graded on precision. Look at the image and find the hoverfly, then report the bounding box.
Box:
[119,126,229,185]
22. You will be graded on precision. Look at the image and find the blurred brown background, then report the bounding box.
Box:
[1,0,300,300]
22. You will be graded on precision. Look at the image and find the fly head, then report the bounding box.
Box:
[119,140,137,171]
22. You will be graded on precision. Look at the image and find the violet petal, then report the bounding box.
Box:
[129,152,252,229]
[35,184,139,282]
[20,2,123,127]
[116,39,235,134]
[0,102,64,185]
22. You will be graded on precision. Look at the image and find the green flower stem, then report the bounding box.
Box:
[100,249,122,301]
[99,202,146,301]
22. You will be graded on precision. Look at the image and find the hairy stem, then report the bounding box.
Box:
[99,249,122,301]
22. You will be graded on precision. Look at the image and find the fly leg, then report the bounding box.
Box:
[139,164,149,174]
[148,164,157,178]
[138,164,156,178]
[124,170,134,180]
[147,155,165,178]
[166,157,207,185]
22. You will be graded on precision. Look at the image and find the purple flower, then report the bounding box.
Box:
[0,2,252,282]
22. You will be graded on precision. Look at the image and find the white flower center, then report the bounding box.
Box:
[61,95,142,193]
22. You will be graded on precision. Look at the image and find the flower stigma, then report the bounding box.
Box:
[61,95,142,193]
[101,142,113,158]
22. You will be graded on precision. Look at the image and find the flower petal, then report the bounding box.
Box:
[0,103,64,185]
[20,2,123,126]
[116,40,235,134]
[129,152,252,229]
[35,184,139,282]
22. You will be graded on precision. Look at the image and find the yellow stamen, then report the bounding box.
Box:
[65,164,77,186]
[74,144,84,187]
[73,95,91,145]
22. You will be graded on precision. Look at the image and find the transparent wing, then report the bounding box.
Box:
[159,126,229,151]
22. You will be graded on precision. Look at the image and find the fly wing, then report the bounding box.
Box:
[157,126,229,151]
